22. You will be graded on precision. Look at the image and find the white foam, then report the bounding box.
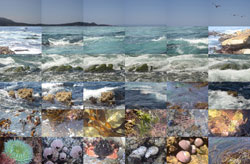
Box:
[174,38,208,44]
[152,36,166,42]
[209,90,250,109]
[83,87,118,100]
[48,38,82,46]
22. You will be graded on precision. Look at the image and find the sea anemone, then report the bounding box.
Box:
[43,148,53,159]
[70,146,82,158]
[59,152,67,161]
[4,140,33,164]
[51,139,63,151]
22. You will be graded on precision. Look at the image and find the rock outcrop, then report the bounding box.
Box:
[43,94,55,103]
[219,29,250,54]
[85,64,114,73]
[17,88,34,101]
[55,91,73,106]
[0,46,15,54]
[8,90,16,98]
[99,91,115,105]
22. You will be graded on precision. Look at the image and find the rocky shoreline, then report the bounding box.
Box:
[0,46,15,54]
[210,29,250,54]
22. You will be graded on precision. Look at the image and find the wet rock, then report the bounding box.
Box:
[194,102,208,109]
[178,140,191,151]
[128,146,147,164]
[17,88,34,101]
[8,90,16,98]
[55,91,73,106]
[152,152,166,164]
[176,151,191,163]
[227,90,238,97]
[0,46,15,54]
[130,146,147,157]
[191,145,197,154]
[43,94,55,103]
[100,91,115,105]
[89,96,97,104]
[85,64,114,73]
[5,66,30,73]
[135,64,149,72]
[194,138,203,148]
[47,65,83,72]
[145,146,159,158]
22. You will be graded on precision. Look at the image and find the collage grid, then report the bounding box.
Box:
[1,0,250,164]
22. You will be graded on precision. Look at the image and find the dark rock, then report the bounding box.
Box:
[0,46,15,54]
[135,64,149,72]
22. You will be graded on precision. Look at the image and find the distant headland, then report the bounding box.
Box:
[0,17,110,26]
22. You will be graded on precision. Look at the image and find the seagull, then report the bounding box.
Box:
[212,3,221,8]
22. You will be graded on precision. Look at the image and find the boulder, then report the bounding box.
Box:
[17,88,34,101]
[85,64,114,73]
[221,29,250,53]
[227,91,238,97]
[135,64,149,72]
[5,66,30,73]
[0,46,15,54]
[99,91,115,105]
[55,91,73,106]
[8,90,16,98]
[43,94,55,103]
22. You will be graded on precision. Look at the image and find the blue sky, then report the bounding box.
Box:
[42,0,83,24]
[0,0,41,24]
[125,0,167,25]
[209,0,250,26]
[0,0,250,25]
[84,0,124,25]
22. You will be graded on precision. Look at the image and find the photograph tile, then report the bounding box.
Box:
[0,82,41,110]
[42,137,83,164]
[208,26,250,54]
[83,137,125,164]
[166,82,208,110]
[209,109,250,136]
[0,137,42,164]
[125,82,167,109]
[167,137,208,164]
[83,82,125,110]
[42,109,83,137]
[208,82,250,109]
[83,109,125,137]
[209,54,250,82]
[0,27,41,55]
[42,82,83,109]
[125,109,167,137]
[167,109,208,137]
[209,137,250,164]
[0,109,41,137]
[126,137,166,164]
[0,54,42,82]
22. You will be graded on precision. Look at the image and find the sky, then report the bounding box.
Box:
[42,0,83,24]
[209,0,250,26]
[84,0,124,25]
[0,0,41,24]
[0,0,250,25]
[166,0,209,26]
[125,0,167,25]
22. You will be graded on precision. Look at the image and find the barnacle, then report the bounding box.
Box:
[4,140,33,164]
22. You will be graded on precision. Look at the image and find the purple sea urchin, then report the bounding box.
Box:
[4,140,33,164]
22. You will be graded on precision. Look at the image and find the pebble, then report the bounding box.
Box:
[176,151,191,163]
[194,138,203,147]
[145,146,159,158]
[178,140,191,150]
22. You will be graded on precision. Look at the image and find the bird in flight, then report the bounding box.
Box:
[212,2,221,8]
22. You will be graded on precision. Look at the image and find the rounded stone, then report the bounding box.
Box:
[178,140,191,150]
[191,145,197,154]
[194,138,203,147]
[176,151,191,163]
